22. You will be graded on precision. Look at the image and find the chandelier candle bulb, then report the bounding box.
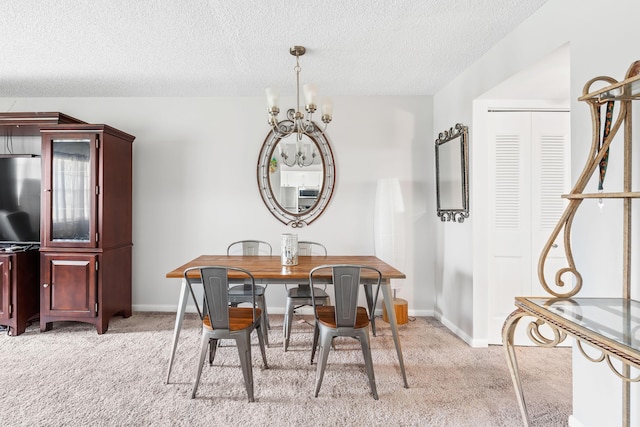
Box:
[266,88,279,110]
[303,84,318,112]
[321,98,333,123]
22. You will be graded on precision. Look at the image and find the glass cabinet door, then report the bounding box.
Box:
[43,135,97,247]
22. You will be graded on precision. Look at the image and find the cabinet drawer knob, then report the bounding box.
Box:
[43,283,49,288]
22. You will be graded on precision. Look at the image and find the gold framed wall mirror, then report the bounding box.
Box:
[435,123,469,223]
[257,124,335,227]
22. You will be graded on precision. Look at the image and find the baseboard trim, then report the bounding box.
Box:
[409,309,435,317]
[568,415,585,427]
[435,311,488,348]
[133,304,194,313]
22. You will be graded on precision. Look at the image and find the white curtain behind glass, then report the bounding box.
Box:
[52,140,91,240]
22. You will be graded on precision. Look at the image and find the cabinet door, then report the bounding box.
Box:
[0,255,11,321]
[41,253,98,318]
[42,133,99,248]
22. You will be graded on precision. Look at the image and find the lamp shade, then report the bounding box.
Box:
[265,87,279,109]
[321,98,333,116]
[303,84,317,105]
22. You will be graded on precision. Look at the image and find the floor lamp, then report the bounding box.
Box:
[373,178,408,324]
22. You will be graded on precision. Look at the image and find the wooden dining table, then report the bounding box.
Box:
[165,254,409,388]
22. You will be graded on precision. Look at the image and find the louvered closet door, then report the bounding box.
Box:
[487,111,570,345]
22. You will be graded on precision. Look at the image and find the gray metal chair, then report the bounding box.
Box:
[227,240,271,346]
[283,241,330,351]
[184,266,268,401]
[309,264,382,400]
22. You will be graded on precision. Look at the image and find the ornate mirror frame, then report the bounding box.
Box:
[435,123,469,223]
[257,123,336,227]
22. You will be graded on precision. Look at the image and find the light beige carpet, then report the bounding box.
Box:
[0,314,571,426]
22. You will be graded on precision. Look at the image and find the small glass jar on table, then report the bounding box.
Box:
[280,233,298,266]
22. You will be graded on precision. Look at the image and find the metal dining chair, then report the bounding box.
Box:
[227,240,272,346]
[184,266,269,401]
[283,241,330,351]
[309,264,382,400]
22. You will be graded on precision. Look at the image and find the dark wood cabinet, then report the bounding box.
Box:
[39,124,135,334]
[0,112,85,134]
[0,250,40,335]
[0,113,134,335]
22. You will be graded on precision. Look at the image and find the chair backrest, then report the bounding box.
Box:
[227,240,272,256]
[310,264,382,328]
[183,266,258,328]
[298,241,327,256]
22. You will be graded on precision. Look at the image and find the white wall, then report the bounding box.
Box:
[0,95,434,316]
[433,0,640,424]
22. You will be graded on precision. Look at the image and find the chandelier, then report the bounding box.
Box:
[266,46,332,167]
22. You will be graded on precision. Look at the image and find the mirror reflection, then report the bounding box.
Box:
[435,123,469,223]
[269,135,324,213]
[437,141,463,208]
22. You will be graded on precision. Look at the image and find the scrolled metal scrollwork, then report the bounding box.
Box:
[605,356,640,383]
[437,123,465,141]
[576,340,606,363]
[576,340,640,383]
[526,318,567,348]
[437,210,469,223]
[275,118,295,135]
[272,109,320,137]
[537,75,627,298]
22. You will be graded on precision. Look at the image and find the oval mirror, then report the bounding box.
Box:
[257,123,335,227]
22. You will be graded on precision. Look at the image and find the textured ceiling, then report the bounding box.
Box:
[0,0,549,97]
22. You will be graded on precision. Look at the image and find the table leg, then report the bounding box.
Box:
[622,365,630,427]
[364,284,376,336]
[502,308,531,427]
[165,279,189,384]
[381,283,408,388]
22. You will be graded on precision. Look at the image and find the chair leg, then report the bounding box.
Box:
[257,296,269,347]
[283,296,295,351]
[370,315,377,337]
[256,322,269,369]
[191,329,210,399]
[261,294,271,330]
[358,329,378,400]
[314,328,332,397]
[364,284,377,336]
[236,331,255,403]
[208,338,219,365]
[310,322,320,364]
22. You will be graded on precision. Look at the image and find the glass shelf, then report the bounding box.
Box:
[516,297,640,364]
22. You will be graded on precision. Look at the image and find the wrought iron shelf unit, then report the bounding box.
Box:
[503,60,640,427]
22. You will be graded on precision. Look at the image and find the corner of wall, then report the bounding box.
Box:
[435,311,488,348]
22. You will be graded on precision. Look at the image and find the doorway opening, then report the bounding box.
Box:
[472,43,571,345]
